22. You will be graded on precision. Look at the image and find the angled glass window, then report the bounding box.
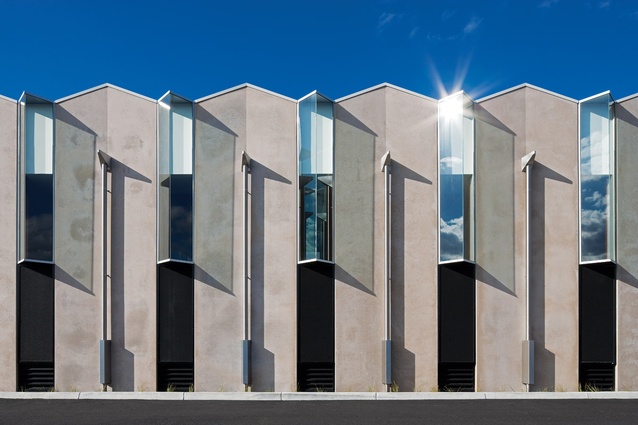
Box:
[158,92,193,263]
[438,92,475,263]
[18,93,54,263]
[298,93,334,262]
[579,92,615,263]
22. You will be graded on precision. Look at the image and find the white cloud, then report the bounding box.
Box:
[409,26,419,39]
[538,0,559,8]
[463,16,483,34]
[581,208,609,260]
[599,1,610,9]
[377,12,396,31]
[440,156,463,172]
[441,9,456,21]
[440,217,464,261]
[585,191,608,208]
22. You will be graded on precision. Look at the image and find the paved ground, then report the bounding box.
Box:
[0,399,637,425]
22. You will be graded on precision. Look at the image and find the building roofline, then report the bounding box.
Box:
[298,90,334,103]
[579,91,612,103]
[476,83,577,104]
[195,83,296,103]
[55,83,156,104]
[335,82,437,103]
[615,92,638,103]
[158,91,193,104]
[0,94,16,103]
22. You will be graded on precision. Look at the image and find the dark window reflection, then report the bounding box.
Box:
[25,174,53,261]
[170,174,193,262]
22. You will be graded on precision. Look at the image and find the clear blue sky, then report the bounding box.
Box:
[2,0,637,102]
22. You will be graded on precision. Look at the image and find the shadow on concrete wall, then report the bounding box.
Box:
[391,160,431,391]
[334,104,376,294]
[110,157,151,391]
[474,104,517,296]
[249,159,291,391]
[194,105,236,294]
[54,106,97,294]
[530,161,571,391]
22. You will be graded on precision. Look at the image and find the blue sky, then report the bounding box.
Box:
[1,0,637,101]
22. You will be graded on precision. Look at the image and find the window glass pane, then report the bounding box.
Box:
[19,96,54,262]
[25,174,53,261]
[439,93,474,263]
[580,94,614,262]
[170,175,193,262]
[158,93,193,263]
[299,94,333,262]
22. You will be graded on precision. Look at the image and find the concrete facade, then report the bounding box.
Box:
[2,82,638,392]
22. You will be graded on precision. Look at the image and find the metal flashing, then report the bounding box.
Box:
[55,83,156,104]
[335,82,436,103]
[476,83,577,104]
[195,83,296,103]
[298,90,333,103]
[614,92,638,103]
[19,91,54,104]
[0,93,16,103]
[579,91,613,104]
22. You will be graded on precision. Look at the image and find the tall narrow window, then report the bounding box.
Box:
[579,92,615,263]
[17,93,55,391]
[437,91,476,392]
[298,93,334,262]
[158,92,193,263]
[157,92,194,392]
[438,92,474,263]
[578,92,616,391]
[19,94,54,263]
[297,92,335,392]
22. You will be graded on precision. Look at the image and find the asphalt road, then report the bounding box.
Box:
[0,399,636,425]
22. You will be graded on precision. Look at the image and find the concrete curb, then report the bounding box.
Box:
[1,391,637,401]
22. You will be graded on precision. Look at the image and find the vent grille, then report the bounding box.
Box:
[19,362,54,392]
[580,362,615,391]
[439,362,474,392]
[158,362,194,392]
[298,362,334,392]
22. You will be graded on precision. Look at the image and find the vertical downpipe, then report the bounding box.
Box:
[241,151,251,390]
[521,151,535,392]
[98,151,111,390]
[381,152,391,391]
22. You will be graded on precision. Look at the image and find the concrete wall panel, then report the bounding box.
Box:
[0,97,16,391]
[55,88,106,391]
[106,88,157,391]
[245,87,297,391]
[616,97,638,390]
[525,88,579,391]
[475,88,525,392]
[385,88,438,392]
[194,89,245,391]
[335,88,383,390]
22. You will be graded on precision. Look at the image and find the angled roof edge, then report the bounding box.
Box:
[0,93,16,103]
[477,83,577,104]
[335,82,437,103]
[615,92,638,103]
[158,90,193,103]
[298,90,333,103]
[55,83,156,104]
[195,83,296,103]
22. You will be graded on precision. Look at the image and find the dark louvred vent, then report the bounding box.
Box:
[298,362,334,392]
[580,362,615,391]
[158,362,194,392]
[19,362,54,392]
[439,362,474,392]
